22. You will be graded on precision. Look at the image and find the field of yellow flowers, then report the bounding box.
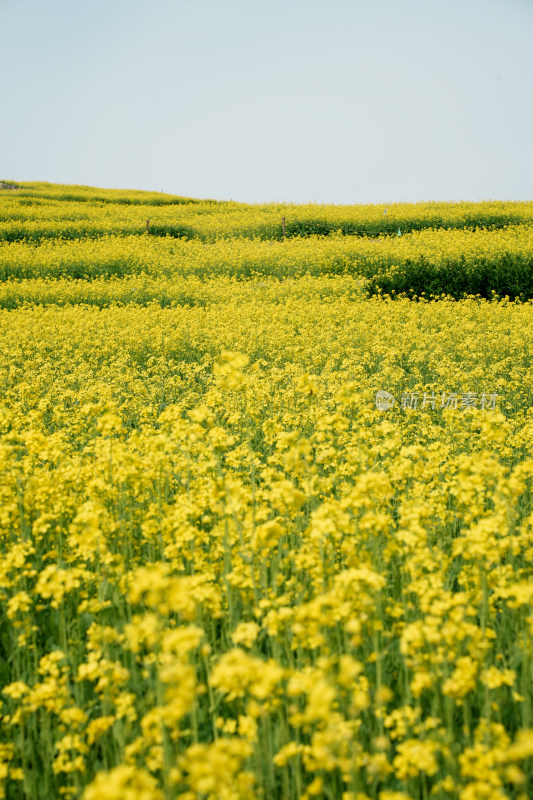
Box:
[1,182,533,800]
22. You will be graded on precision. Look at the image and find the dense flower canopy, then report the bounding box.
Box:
[1,183,533,799]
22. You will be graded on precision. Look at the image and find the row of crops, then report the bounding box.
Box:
[0,182,533,799]
[2,181,533,240]
[1,183,533,300]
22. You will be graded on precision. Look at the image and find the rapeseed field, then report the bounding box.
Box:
[1,182,533,799]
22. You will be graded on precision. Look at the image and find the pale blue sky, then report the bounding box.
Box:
[2,0,532,203]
